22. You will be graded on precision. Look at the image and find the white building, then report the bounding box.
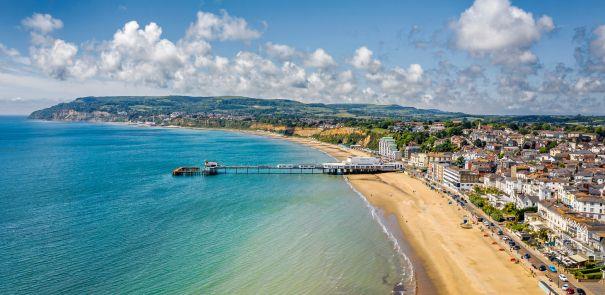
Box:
[379,137,402,161]
[443,166,480,190]
[538,200,605,260]
[409,152,427,168]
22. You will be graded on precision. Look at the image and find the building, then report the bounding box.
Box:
[428,162,449,183]
[427,152,452,163]
[403,145,421,159]
[378,137,402,161]
[322,157,403,174]
[571,193,605,221]
[538,200,605,260]
[409,152,428,169]
[443,166,480,190]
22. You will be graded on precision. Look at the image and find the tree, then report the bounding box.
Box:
[503,202,517,214]
[473,139,485,148]
[455,156,465,167]
[537,228,549,241]
[434,140,456,152]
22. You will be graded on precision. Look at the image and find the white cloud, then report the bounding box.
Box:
[452,0,554,65]
[0,44,21,59]
[350,46,381,73]
[30,39,78,80]
[574,76,605,94]
[304,48,336,69]
[186,10,261,41]
[265,42,297,60]
[590,25,605,63]
[98,21,185,86]
[22,13,63,33]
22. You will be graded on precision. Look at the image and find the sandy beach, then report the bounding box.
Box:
[280,136,543,295]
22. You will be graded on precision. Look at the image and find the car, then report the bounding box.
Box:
[512,245,521,250]
[559,274,568,282]
[566,288,575,294]
[483,220,490,226]
[502,236,509,241]
[478,217,484,222]
[576,288,586,295]
[539,265,547,271]
[497,230,503,235]
[549,265,557,272]
[523,253,531,259]
[561,283,569,291]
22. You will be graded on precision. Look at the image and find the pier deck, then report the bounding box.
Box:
[173,160,403,176]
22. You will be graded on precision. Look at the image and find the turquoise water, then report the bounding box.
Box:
[0,117,410,294]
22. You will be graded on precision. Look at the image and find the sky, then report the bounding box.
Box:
[1,0,605,115]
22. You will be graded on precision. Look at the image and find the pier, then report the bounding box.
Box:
[172,157,403,176]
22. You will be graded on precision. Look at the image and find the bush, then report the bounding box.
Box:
[578,272,602,280]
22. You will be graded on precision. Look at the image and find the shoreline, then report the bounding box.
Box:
[35,120,544,294]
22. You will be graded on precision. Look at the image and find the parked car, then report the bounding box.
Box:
[512,245,521,250]
[477,217,484,222]
[559,274,568,282]
[576,288,585,295]
[497,230,503,235]
[523,253,531,259]
[549,265,557,272]
[539,265,547,271]
[566,288,575,294]
[561,283,569,291]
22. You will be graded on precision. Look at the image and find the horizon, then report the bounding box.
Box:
[1,0,605,115]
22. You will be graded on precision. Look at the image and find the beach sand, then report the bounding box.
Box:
[281,136,543,295]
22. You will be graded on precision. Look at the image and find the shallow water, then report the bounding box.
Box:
[0,117,412,294]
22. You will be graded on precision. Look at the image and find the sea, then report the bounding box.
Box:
[0,116,413,294]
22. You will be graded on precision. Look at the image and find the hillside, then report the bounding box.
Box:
[28,96,466,122]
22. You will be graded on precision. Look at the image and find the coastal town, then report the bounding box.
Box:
[360,121,605,294]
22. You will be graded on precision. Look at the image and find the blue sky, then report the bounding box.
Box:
[1,0,605,115]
